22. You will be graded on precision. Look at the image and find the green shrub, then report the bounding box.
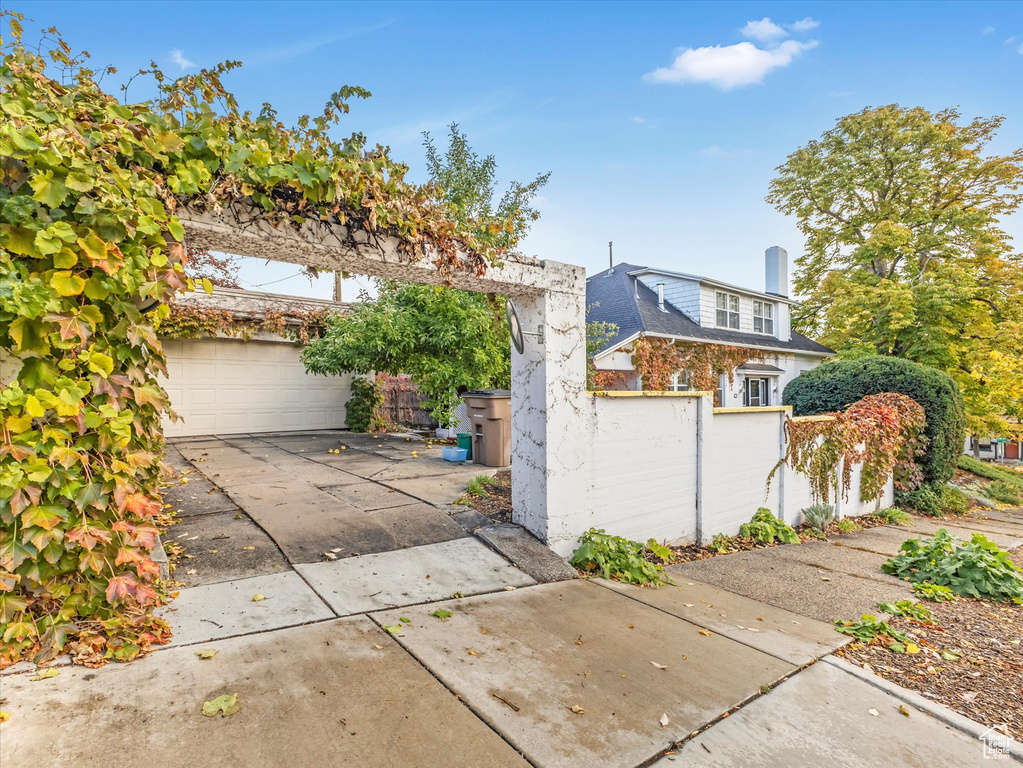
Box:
[895,486,941,515]
[912,583,956,602]
[784,356,965,486]
[464,474,494,497]
[896,484,968,516]
[345,377,383,433]
[710,533,734,554]
[740,508,801,545]
[986,480,1023,506]
[882,529,1023,602]
[871,507,911,525]
[940,485,969,516]
[800,504,835,533]
[570,529,673,585]
[958,455,1023,490]
[837,518,861,534]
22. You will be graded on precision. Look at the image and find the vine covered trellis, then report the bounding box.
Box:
[772,392,928,505]
[630,336,762,398]
[0,14,492,667]
[157,303,338,346]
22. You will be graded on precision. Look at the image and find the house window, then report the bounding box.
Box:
[715,374,726,407]
[753,300,774,335]
[744,377,771,407]
[669,371,691,391]
[715,291,740,329]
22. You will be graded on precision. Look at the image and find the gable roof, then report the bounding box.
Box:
[586,263,833,358]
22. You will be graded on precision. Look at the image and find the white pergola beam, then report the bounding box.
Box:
[178,202,589,553]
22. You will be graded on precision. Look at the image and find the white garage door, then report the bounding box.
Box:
[160,338,351,437]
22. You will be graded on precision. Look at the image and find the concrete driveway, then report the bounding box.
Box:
[165,430,496,578]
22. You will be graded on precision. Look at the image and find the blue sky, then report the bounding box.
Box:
[12,0,1023,299]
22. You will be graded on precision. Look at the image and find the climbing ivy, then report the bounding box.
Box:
[772,393,927,505]
[630,337,761,397]
[156,303,337,345]
[0,14,491,667]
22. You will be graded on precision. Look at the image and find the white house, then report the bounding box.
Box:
[587,247,833,406]
[159,287,353,437]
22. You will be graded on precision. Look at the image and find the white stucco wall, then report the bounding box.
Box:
[584,394,700,545]
[704,409,783,538]
[572,395,895,551]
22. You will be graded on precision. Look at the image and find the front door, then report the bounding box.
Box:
[744,377,771,407]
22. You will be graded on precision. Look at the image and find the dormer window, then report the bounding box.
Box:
[753,300,774,335]
[715,291,740,329]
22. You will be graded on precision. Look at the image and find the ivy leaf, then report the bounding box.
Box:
[87,351,114,377]
[20,505,68,531]
[28,668,59,682]
[53,247,78,268]
[431,609,453,620]
[195,649,219,660]
[29,170,69,208]
[50,270,86,297]
[202,693,240,717]
[201,278,214,295]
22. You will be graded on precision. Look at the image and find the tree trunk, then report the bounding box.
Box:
[972,436,981,460]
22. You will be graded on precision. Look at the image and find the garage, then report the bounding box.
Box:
[158,287,351,438]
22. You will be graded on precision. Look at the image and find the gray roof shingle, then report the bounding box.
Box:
[586,263,833,357]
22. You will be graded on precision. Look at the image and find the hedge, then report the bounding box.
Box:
[783,356,965,486]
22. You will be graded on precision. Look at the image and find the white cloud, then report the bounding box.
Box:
[1018,42,1023,55]
[630,116,646,124]
[790,17,820,32]
[982,25,995,35]
[742,17,787,42]
[645,39,818,90]
[170,49,195,69]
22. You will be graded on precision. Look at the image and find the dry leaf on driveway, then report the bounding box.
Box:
[570,705,586,715]
[202,693,241,717]
[29,668,59,681]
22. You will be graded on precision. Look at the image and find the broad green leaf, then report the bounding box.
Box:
[431,609,453,620]
[87,351,114,377]
[29,170,69,208]
[29,668,60,681]
[50,270,85,297]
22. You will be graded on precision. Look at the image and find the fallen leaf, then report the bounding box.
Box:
[242,546,255,551]
[660,713,670,727]
[399,617,411,623]
[898,705,910,717]
[382,624,402,635]
[252,594,265,602]
[503,586,516,591]
[905,642,920,654]
[207,549,219,555]
[651,662,667,670]
[0,712,9,722]
[698,629,712,637]
[683,603,695,607]
[195,649,218,660]
[323,552,337,560]
[570,705,586,715]
[202,693,240,717]
[467,650,477,656]
[29,668,59,681]
[431,609,453,620]
[868,708,879,717]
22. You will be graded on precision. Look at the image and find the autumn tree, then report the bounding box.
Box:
[184,247,240,288]
[768,105,1023,440]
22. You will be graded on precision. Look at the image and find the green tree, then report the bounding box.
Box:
[423,123,551,250]
[303,125,551,424]
[303,283,509,425]
[767,105,1023,440]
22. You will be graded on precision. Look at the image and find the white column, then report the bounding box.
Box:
[694,393,715,546]
[510,269,588,556]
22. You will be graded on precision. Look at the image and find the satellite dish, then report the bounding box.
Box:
[506,299,525,354]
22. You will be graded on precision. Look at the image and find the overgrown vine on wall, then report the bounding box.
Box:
[772,392,927,505]
[0,13,491,667]
[630,337,761,396]
[156,303,337,345]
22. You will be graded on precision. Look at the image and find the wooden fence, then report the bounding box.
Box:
[376,375,434,428]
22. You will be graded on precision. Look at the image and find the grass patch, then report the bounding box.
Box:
[871,506,912,525]
[958,455,1023,490]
